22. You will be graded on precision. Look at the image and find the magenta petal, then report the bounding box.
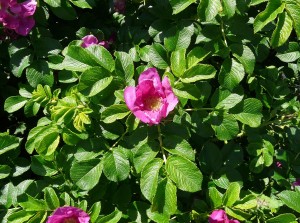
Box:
[19,0,37,17]
[47,206,90,223]
[209,210,229,223]
[15,17,35,36]
[124,86,136,112]
[162,76,178,116]
[81,35,99,48]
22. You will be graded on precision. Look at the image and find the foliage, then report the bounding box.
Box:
[1,0,300,222]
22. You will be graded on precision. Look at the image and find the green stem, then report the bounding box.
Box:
[157,124,167,163]
[110,130,128,150]
[185,108,214,112]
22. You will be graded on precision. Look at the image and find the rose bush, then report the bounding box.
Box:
[0,0,300,222]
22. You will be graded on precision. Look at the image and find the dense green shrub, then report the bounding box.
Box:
[0,0,300,222]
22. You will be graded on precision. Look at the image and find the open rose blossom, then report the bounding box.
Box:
[81,34,110,49]
[124,68,178,125]
[46,206,90,223]
[292,178,300,189]
[209,210,240,223]
[0,0,37,36]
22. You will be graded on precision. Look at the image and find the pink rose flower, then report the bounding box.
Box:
[0,0,36,36]
[124,68,178,125]
[292,178,300,188]
[209,210,240,223]
[81,34,111,49]
[46,206,90,223]
[276,161,282,168]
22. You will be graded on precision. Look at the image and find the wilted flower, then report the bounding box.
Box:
[81,34,111,49]
[0,0,37,36]
[209,209,240,223]
[46,206,90,223]
[124,68,178,125]
[113,0,125,13]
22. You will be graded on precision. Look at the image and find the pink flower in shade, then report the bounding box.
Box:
[276,161,282,168]
[292,178,300,188]
[0,0,36,36]
[209,210,240,223]
[113,0,125,13]
[124,68,178,125]
[46,206,90,223]
[81,34,99,48]
[81,34,112,49]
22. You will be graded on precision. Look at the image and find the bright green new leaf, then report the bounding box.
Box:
[115,51,135,84]
[149,43,169,69]
[222,0,236,18]
[230,44,255,74]
[7,210,35,223]
[222,182,241,207]
[253,0,285,33]
[271,12,293,48]
[266,213,297,223]
[70,159,102,190]
[97,209,122,223]
[141,158,163,202]
[187,47,210,68]
[166,155,202,192]
[285,0,300,39]
[88,202,101,223]
[19,194,48,211]
[208,187,223,208]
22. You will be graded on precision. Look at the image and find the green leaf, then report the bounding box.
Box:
[210,113,239,141]
[149,43,169,69]
[271,12,293,48]
[249,156,264,173]
[115,51,135,84]
[266,213,297,223]
[211,88,244,110]
[8,39,32,77]
[208,187,223,208]
[86,45,115,72]
[19,194,48,211]
[285,0,300,39]
[44,0,77,20]
[26,60,54,88]
[89,202,101,223]
[276,42,300,62]
[133,141,159,173]
[222,182,241,207]
[187,47,210,68]
[278,190,300,213]
[0,165,11,179]
[152,178,177,215]
[70,159,102,191]
[181,64,216,83]
[101,104,130,124]
[0,133,20,156]
[166,155,202,192]
[33,37,62,57]
[222,0,236,18]
[173,83,202,100]
[253,0,285,33]
[141,158,164,202]
[169,0,196,14]
[31,155,58,176]
[163,135,195,161]
[199,143,222,173]
[78,67,113,97]
[97,209,122,223]
[230,44,255,74]
[218,58,245,91]
[231,98,263,127]
[171,49,186,77]
[70,0,95,8]
[234,195,257,210]
[7,210,35,223]
[164,22,194,52]
[4,96,28,113]
[197,0,222,22]
[44,187,60,210]
[102,148,130,182]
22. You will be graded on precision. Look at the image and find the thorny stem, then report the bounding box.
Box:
[157,124,167,164]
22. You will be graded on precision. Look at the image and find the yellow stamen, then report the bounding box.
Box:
[144,96,162,111]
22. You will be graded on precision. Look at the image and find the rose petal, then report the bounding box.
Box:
[124,86,137,112]
[162,76,178,116]
[81,35,99,48]
[15,17,35,36]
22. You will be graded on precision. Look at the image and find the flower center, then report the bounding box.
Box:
[144,96,162,111]
[63,217,78,223]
